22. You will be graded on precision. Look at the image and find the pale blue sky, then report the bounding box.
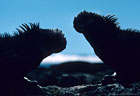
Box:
[1,0,140,55]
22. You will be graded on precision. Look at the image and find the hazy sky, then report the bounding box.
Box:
[1,0,140,55]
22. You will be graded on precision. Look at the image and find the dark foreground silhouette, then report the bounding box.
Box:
[28,61,113,87]
[0,23,66,95]
[26,61,140,96]
[73,11,140,83]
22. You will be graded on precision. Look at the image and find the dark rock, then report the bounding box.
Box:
[101,73,117,85]
[49,61,113,74]
[26,65,140,95]
[40,81,140,96]
[0,77,44,96]
[27,62,113,87]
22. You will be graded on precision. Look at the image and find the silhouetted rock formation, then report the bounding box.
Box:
[28,66,140,96]
[27,62,113,87]
[0,23,66,95]
[73,11,140,83]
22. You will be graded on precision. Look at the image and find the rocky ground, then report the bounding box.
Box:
[27,61,113,87]
[41,82,140,96]
[4,61,140,96]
